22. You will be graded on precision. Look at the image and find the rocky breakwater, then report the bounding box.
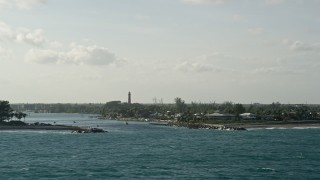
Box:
[167,122,246,131]
[72,127,106,133]
[0,122,106,133]
[0,124,82,131]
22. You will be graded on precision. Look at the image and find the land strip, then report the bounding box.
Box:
[0,125,85,131]
[161,121,320,130]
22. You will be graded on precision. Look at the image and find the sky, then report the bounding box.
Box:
[1,0,320,104]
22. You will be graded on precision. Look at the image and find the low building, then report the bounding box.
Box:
[240,113,256,120]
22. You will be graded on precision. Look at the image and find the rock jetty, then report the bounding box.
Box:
[72,127,106,133]
[167,122,246,131]
[0,123,106,133]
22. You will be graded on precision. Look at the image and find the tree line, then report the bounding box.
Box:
[8,98,320,123]
[11,103,103,114]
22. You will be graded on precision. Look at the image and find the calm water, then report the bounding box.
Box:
[0,113,319,179]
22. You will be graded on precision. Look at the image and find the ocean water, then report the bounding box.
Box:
[0,113,319,179]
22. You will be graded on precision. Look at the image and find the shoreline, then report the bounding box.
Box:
[165,121,320,130]
[1,122,319,131]
[106,117,320,130]
[238,123,320,129]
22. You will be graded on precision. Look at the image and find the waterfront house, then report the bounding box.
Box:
[240,113,257,120]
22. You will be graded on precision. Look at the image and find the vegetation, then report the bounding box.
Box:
[101,101,174,119]
[0,100,27,125]
[101,98,320,124]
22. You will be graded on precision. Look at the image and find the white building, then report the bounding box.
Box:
[240,113,256,120]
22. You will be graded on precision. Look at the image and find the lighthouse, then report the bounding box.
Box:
[128,91,131,104]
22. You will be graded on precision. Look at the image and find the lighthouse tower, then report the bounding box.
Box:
[128,91,131,104]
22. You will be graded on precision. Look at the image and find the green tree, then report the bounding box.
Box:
[219,101,234,114]
[268,102,283,120]
[0,101,13,121]
[14,112,27,121]
[234,103,245,120]
[174,97,187,113]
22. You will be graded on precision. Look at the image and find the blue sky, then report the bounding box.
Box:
[1,0,320,104]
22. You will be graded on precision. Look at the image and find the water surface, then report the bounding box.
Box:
[0,113,319,179]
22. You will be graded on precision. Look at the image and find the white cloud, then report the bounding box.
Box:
[175,61,219,73]
[0,0,45,10]
[25,49,61,64]
[1,21,123,67]
[48,41,63,49]
[283,39,320,52]
[181,0,226,5]
[25,44,124,66]
[252,66,303,75]
[0,21,46,46]
[16,28,46,46]
[0,21,14,40]
[175,53,235,73]
[66,44,120,65]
